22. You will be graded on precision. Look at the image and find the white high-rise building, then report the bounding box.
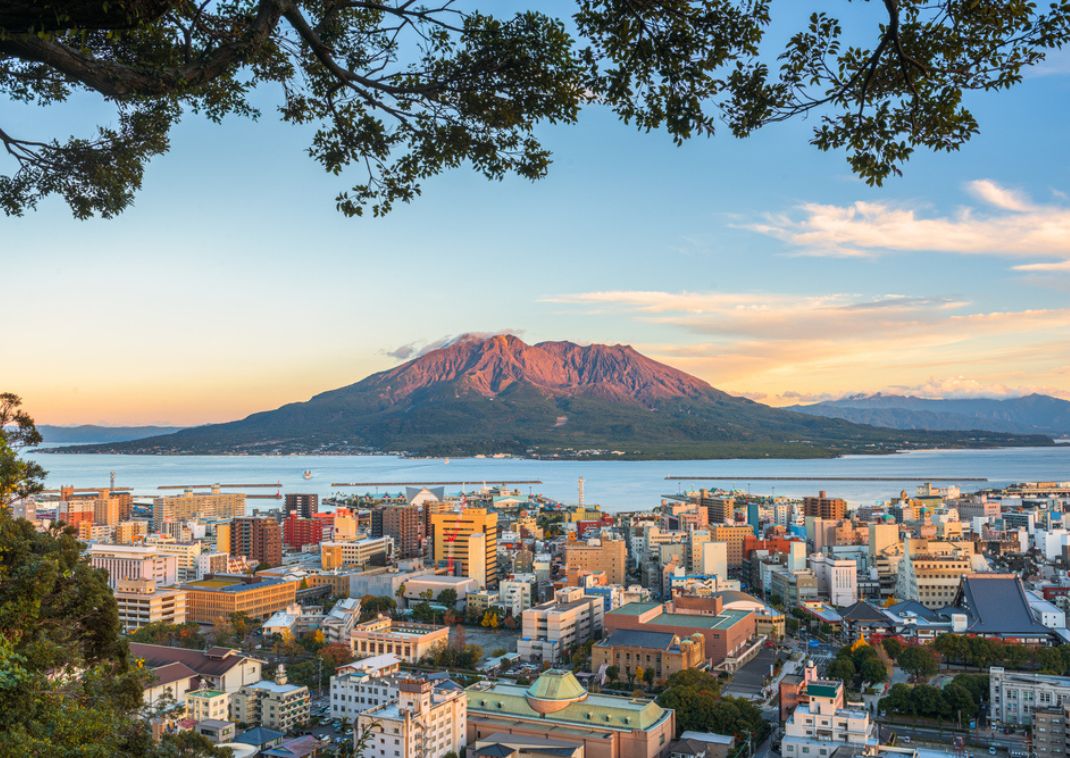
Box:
[87,544,178,590]
[810,554,858,607]
[781,678,875,758]
[357,678,466,758]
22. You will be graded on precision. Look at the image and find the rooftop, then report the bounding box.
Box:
[607,601,661,616]
[467,671,670,732]
[182,575,288,593]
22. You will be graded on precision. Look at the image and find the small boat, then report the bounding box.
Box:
[303,470,313,480]
[444,457,450,465]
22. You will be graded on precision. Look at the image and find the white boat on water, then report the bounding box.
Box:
[303,470,313,480]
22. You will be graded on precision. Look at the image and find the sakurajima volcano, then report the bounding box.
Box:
[53,335,1053,459]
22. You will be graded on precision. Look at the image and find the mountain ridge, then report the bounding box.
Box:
[47,336,1054,459]
[789,392,1070,437]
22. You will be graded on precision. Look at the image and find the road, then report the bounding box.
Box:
[878,722,1028,752]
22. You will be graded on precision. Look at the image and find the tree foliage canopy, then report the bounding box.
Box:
[2,1,1067,218]
[0,397,223,756]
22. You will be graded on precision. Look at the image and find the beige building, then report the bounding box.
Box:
[152,487,245,530]
[145,535,204,581]
[181,575,297,623]
[896,537,975,609]
[432,508,498,589]
[592,629,706,686]
[564,538,627,585]
[358,678,467,758]
[230,666,310,731]
[710,525,753,568]
[349,615,450,662]
[517,586,605,663]
[320,536,394,570]
[187,688,230,722]
[114,578,188,631]
[115,519,150,544]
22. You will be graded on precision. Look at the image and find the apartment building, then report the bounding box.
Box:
[330,657,404,721]
[145,535,203,581]
[230,516,283,567]
[114,519,149,544]
[358,678,467,758]
[499,574,536,617]
[129,643,263,693]
[187,688,231,722]
[284,493,319,518]
[803,491,847,521]
[1034,706,1070,758]
[431,508,499,589]
[710,525,754,568]
[283,512,325,550]
[88,543,178,590]
[349,616,449,662]
[114,578,187,631]
[320,536,394,570]
[372,505,424,559]
[518,586,605,664]
[181,575,297,623]
[563,537,627,585]
[230,667,310,732]
[152,487,245,530]
[780,678,876,758]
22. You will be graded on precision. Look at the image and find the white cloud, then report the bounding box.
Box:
[545,289,1070,405]
[744,180,1070,268]
[382,330,526,362]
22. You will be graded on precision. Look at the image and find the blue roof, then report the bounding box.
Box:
[235,726,286,746]
[959,574,1052,636]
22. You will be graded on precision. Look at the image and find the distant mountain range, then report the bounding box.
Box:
[789,393,1070,437]
[38,424,186,444]
[48,335,1053,459]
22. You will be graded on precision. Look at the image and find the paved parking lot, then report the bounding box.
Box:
[724,647,778,699]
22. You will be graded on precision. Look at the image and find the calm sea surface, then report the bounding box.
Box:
[27,444,1070,512]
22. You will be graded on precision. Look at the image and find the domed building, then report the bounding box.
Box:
[466,669,675,757]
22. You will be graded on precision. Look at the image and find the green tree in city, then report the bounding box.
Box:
[437,588,458,608]
[0,393,45,509]
[0,395,222,756]
[882,637,905,661]
[828,656,857,684]
[359,595,397,620]
[898,645,939,681]
[2,3,1068,218]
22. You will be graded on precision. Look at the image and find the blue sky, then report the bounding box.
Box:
[4,6,1070,424]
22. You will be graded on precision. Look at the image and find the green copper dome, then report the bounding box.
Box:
[524,669,588,714]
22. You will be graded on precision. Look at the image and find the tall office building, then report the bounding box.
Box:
[230,517,283,567]
[803,491,847,520]
[284,493,319,518]
[432,507,498,589]
[152,487,245,530]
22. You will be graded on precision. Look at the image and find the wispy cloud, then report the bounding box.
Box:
[544,290,1070,405]
[744,179,1070,268]
[382,330,525,362]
